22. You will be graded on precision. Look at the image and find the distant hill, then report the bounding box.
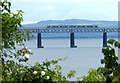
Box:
[22,19,118,28]
[21,19,118,39]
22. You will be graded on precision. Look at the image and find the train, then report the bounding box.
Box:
[47,25,98,28]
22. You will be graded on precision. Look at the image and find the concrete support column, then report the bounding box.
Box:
[70,33,77,48]
[103,32,107,47]
[37,33,44,48]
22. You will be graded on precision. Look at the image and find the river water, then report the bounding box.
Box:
[20,38,119,81]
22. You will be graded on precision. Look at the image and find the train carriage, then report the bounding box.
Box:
[47,25,98,28]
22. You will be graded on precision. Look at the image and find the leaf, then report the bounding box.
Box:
[107,39,116,45]
[118,43,120,48]
[101,59,105,64]
[67,70,76,79]
[110,48,115,55]
[114,41,119,47]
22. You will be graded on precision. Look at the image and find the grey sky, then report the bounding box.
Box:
[11,0,119,24]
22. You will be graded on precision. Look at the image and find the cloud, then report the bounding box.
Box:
[10,0,118,23]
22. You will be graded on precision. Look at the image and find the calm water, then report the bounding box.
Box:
[19,39,119,81]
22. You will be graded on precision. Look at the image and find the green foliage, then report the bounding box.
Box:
[1,0,33,62]
[67,70,76,79]
[100,39,120,76]
[107,39,120,48]
[1,0,76,82]
[2,59,66,81]
[77,68,106,82]
[98,39,120,82]
[1,1,33,81]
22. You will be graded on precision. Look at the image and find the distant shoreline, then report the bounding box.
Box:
[30,37,118,39]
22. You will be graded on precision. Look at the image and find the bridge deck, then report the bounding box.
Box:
[19,28,120,33]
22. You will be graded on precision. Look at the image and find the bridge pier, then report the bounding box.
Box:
[103,32,107,47]
[37,33,44,48]
[70,33,77,48]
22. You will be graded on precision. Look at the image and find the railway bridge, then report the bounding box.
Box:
[19,27,119,48]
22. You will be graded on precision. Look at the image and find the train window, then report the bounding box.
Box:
[81,26,85,27]
[69,26,72,28]
[95,26,98,28]
[87,26,93,27]
[60,26,63,28]
[77,26,81,27]
[55,26,59,28]
[52,26,58,28]
[63,26,68,28]
[47,26,51,28]
[69,26,76,28]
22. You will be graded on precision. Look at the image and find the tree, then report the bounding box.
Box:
[1,0,33,81]
[0,0,76,82]
[99,39,120,82]
[77,68,106,82]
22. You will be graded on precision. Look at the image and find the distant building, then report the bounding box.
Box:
[47,25,98,28]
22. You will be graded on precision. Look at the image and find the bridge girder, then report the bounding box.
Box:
[19,28,119,33]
